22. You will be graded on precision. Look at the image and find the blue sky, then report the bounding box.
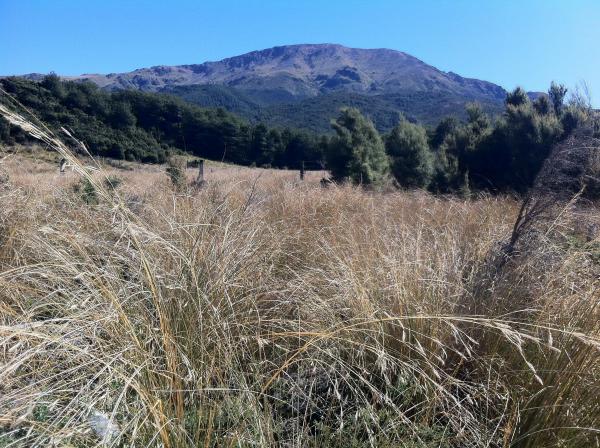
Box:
[2,0,599,103]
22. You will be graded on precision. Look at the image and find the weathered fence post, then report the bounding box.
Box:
[197,159,205,184]
[300,161,305,181]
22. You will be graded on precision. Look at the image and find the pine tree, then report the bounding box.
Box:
[326,108,389,185]
[549,82,568,116]
[505,87,530,107]
[385,118,433,189]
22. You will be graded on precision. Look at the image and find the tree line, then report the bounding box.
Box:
[0,75,594,194]
[326,83,595,194]
[0,75,324,168]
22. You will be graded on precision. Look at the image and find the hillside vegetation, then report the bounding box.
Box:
[0,76,324,168]
[162,84,505,132]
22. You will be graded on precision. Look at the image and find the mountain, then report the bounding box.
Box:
[19,44,534,132]
[73,44,506,99]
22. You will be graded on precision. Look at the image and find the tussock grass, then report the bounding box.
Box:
[0,105,599,447]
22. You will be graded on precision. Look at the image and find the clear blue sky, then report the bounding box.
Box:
[2,0,599,103]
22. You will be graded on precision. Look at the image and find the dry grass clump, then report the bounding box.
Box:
[0,107,599,447]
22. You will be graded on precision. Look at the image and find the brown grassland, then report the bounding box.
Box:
[0,114,599,447]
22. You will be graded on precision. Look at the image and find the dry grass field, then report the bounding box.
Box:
[0,120,599,447]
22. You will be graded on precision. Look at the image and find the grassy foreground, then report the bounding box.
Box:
[0,121,599,447]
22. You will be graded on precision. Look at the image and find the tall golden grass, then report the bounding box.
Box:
[0,106,598,447]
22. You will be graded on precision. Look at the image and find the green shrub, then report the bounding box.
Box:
[73,177,99,205]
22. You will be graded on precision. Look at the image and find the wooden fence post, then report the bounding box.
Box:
[197,159,205,184]
[300,161,305,181]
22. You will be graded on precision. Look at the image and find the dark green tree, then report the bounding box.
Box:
[40,73,65,98]
[465,102,492,133]
[109,101,136,128]
[505,87,530,107]
[510,104,562,191]
[533,95,552,115]
[432,103,491,192]
[262,128,284,167]
[250,123,269,164]
[326,108,389,185]
[549,82,568,116]
[64,88,89,110]
[430,116,459,149]
[385,118,433,189]
[283,131,318,169]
